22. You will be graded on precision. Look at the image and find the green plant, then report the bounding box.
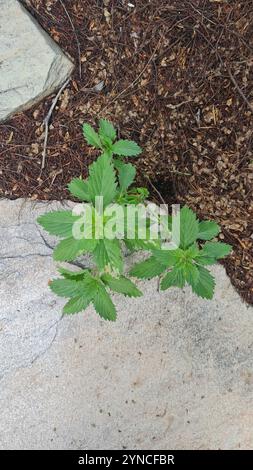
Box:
[130,207,232,299]
[37,119,232,321]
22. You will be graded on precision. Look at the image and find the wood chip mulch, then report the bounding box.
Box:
[1,0,253,304]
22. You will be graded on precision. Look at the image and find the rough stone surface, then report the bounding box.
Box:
[0,198,253,450]
[0,0,74,122]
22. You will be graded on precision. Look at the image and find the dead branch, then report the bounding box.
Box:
[41,78,70,171]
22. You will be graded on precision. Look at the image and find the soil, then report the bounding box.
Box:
[1,0,253,303]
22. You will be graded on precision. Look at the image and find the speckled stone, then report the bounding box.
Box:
[0,198,253,450]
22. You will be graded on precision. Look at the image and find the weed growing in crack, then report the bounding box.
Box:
[38,120,232,321]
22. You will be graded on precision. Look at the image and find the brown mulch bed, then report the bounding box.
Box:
[1,0,253,303]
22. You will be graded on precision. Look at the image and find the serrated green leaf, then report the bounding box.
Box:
[63,295,91,315]
[160,267,185,290]
[113,158,124,171]
[118,163,136,192]
[124,239,160,252]
[195,256,217,266]
[180,206,199,249]
[191,266,215,299]
[93,285,117,321]
[93,239,123,272]
[99,119,116,142]
[68,178,91,202]
[130,256,166,279]
[57,267,89,280]
[49,278,84,298]
[82,275,101,298]
[37,211,79,238]
[200,242,232,259]
[134,239,161,250]
[112,139,142,157]
[100,136,113,152]
[83,123,102,148]
[100,150,114,159]
[152,248,182,267]
[53,237,97,261]
[184,263,200,287]
[87,153,117,207]
[198,220,220,240]
[185,244,200,260]
[118,187,149,204]
[101,274,142,297]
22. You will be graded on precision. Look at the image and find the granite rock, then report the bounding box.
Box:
[0,0,74,122]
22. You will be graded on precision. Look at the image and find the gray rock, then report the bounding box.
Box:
[0,198,253,450]
[0,0,74,122]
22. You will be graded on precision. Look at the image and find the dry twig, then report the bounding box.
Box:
[227,67,253,113]
[145,175,166,205]
[41,78,70,171]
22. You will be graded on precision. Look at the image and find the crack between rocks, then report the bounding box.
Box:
[0,314,64,383]
[0,253,52,261]
[30,313,64,366]
[0,235,50,248]
[37,229,89,270]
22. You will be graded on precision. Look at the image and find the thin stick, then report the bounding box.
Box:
[145,175,166,205]
[227,67,253,113]
[41,78,70,171]
[59,0,82,79]
[167,99,193,109]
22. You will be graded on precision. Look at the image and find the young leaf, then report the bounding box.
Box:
[92,284,117,321]
[197,220,220,240]
[37,211,79,238]
[49,278,84,298]
[118,163,136,192]
[160,267,185,290]
[191,266,215,299]
[87,153,117,207]
[112,139,142,157]
[93,239,123,272]
[53,237,97,261]
[101,274,142,297]
[99,119,116,142]
[180,206,199,249]
[63,295,91,315]
[186,243,199,259]
[130,256,166,279]
[68,178,91,202]
[83,123,101,148]
[200,242,232,259]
